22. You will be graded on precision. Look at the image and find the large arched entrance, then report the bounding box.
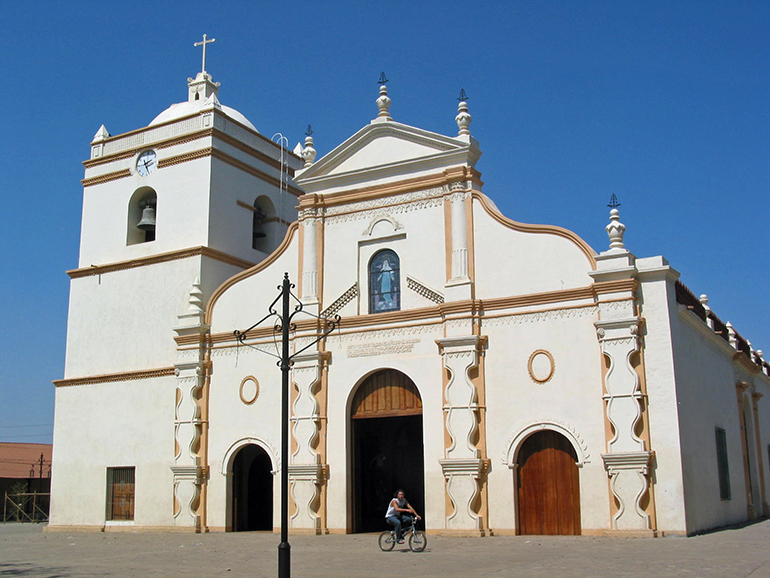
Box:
[351,369,425,533]
[517,430,581,535]
[231,444,273,531]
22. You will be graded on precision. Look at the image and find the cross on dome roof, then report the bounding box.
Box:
[194,34,216,75]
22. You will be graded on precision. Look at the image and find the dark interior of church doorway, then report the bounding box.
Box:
[351,369,425,533]
[232,444,273,532]
[516,429,581,535]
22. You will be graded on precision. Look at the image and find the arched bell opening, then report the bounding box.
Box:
[349,368,424,533]
[230,444,274,532]
[252,196,277,253]
[515,429,581,535]
[127,187,157,245]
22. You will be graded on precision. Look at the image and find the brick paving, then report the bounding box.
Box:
[2,521,770,577]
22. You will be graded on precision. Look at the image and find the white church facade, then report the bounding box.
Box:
[50,64,770,537]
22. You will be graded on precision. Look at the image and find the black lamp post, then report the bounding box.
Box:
[235,273,340,578]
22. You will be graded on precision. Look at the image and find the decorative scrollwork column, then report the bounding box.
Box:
[172,278,209,531]
[288,351,329,533]
[597,318,653,531]
[436,335,488,534]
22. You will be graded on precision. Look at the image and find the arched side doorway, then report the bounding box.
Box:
[517,430,581,535]
[232,444,273,532]
[351,369,425,533]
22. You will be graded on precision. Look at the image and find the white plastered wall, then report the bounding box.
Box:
[205,233,299,530]
[669,308,749,533]
[49,376,175,528]
[473,197,594,298]
[79,139,214,267]
[635,262,688,533]
[484,312,609,532]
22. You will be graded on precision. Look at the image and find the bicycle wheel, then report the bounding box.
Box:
[408,531,427,552]
[378,531,396,551]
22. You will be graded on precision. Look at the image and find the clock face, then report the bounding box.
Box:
[136,150,157,176]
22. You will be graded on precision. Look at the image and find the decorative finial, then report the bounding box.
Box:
[301,125,317,168]
[374,72,392,122]
[605,196,626,251]
[456,88,471,138]
[92,125,110,142]
[194,34,216,75]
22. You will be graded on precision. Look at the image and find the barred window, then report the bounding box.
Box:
[106,467,135,521]
[369,250,400,313]
[715,428,731,501]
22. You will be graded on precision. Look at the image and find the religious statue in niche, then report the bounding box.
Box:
[369,249,400,313]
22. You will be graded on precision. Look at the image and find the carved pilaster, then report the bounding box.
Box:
[301,214,318,306]
[445,189,472,301]
[602,452,654,531]
[171,278,209,532]
[172,357,207,530]
[289,351,329,532]
[597,317,653,531]
[436,335,487,533]
[288,464,326,533]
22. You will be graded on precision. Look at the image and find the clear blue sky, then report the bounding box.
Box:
[2,1,768,444]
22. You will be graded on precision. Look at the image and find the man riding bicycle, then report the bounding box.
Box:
[385,489,421,544]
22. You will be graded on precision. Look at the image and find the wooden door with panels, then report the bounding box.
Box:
[517,429,581,535]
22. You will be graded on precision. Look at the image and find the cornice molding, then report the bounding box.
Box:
[54,366,175,387]
[81,169,132,188]
[84,126,297,177]
[67,246,256,279]
[206,280,625,345]
[83,130,212,168]
[83,147,303,195]
[89,108,300,161]
[297,166,482,210]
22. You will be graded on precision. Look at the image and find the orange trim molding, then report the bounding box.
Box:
[206,222,300,324]
[67,246,257,279]
[54,367,175,387]
[473,192,597,268]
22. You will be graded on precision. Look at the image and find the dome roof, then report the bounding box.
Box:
[149,99,257,132]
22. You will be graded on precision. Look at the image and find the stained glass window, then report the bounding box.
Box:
[369,250,400,313]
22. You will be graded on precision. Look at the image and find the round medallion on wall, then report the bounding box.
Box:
[528,350,555,384]
[239,376,260,405]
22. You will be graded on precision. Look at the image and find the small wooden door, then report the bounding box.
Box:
[517,430,581,535]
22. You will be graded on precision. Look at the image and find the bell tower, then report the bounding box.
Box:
[51,42,305,530]
[65,67,304,379]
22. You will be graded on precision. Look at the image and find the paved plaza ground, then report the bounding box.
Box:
[2,521,770,578]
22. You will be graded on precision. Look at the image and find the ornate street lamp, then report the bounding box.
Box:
[234,273,340,578]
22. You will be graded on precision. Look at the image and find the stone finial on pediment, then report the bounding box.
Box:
[605,195,626,251]
[301,125,317,168]
[373,72,392,123]
[455,89,471,139]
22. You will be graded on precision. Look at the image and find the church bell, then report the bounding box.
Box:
[252,207,267,239]
[137,203,156,231]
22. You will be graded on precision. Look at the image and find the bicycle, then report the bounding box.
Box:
[378,516,427,552]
